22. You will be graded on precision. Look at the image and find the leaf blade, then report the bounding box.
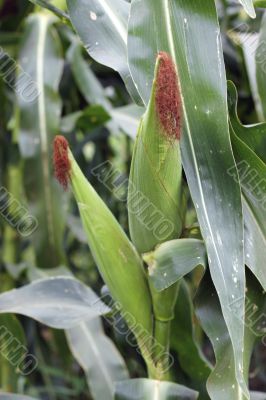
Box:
[0,277,110,328]
[128,1,246,394]
[66,318,129,400]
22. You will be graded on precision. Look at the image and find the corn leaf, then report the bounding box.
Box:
[66,317,129,400]
[195,271,264,400]
[228,82,266,290]
[17,14,66,268]
[128,1,246,394]
[171,280,211,400]
[114,379,199,400]
[227,76,266,164]
[0,277,110,328]
[146,239,206,291]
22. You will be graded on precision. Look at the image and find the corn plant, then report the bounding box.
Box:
[0,0,266,399]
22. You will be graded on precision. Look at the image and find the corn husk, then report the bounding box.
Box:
[128,53,183,254]
[66,149,153,349]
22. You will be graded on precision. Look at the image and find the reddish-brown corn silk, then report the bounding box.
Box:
[53,135,71,190]
[155,51,182,141]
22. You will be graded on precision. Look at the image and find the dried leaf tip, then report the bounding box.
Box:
[155,51,182,141]
[53,135,71,190]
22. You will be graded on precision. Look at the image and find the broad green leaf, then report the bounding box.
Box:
[17,14,66,268]
[228,82,266,290]
[66,317,129,400]
[114,379,199,400]
[256,12,266,120]
[0,277,110,328]
[66,0,142,104]
[195,271,264,400]
[171,280,211,400]
[146,239,206,291]
[128,1,246,394]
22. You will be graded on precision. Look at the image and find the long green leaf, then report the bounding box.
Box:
[114,379,199,400]
[66,318,129,400]
[228,82,266,290]
[128,1,246,394]
[17,14,66,268]
[0,277,110,328]
[195,271,265,400]
[227,78,266,163]
[171,280,211,399]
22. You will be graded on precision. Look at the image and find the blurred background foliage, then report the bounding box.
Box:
[0,0,265,398]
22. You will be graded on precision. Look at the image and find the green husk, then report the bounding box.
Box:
[67,150,153,356]
[127,54,184,380]
[128,55,183,255]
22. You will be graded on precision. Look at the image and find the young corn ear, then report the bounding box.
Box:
[53,136,153,351]
[128,52,183,254]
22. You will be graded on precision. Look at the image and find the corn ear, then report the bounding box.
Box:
[128,52,183,254]
[53,137,153,348]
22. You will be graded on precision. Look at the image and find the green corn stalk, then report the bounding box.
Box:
[53,137,155,373]
[128,52,185,380]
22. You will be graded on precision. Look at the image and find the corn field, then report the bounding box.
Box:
[0,0,265,399]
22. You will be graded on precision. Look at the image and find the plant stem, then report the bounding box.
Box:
[152,319,171,381]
